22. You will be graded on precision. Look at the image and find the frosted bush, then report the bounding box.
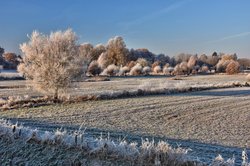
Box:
[136,58,149,67]
[100,64,119,76]
[129,63,142,76]
[187,55,198,70]
[153,65,162,73]
[163,64,170,74]
[118,66,130,76]
[246,74,250,82]
[201,65,209,73]
[142,66,151,75]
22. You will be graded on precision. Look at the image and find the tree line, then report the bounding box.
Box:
[1,29,250,98]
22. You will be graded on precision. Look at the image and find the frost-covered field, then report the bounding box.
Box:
[1,87,249,148]
[0,74,250,165]
[0,74,248,98]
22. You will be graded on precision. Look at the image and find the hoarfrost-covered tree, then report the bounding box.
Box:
[79,43,106,66]
[92,44,106,61]
[106,36,129,66]
[18,29,87,99]
[187,55,197,72]
[225,60,240,75]
[79,43,93,63]
[87,60,101,76]
[97,52,109,69]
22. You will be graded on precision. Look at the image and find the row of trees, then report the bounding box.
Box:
[0,46,21,70]
[17,29,250,98]
[81,37,247,76]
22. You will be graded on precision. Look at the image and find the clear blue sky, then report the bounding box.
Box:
[1,0,250,58]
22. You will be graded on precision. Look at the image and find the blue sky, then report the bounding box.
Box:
[0,0,250,58]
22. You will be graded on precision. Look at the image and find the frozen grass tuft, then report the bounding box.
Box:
[210,154,235,166]
[0,119,203,165]
[1,119,249,165]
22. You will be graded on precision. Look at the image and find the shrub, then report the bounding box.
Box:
[187,55,197,73]
[129,63,142,76]
[246,74,250,82]
[2,52,20,69]
[142,66,151,75]
[163,64,170,75]
[226,60,240,74]
[18,29,86,99]
[136,58,149,67]
[87,60,101,76]
[201,65,209,73]
[118,66,130,76]
[127,61,136,69]
[180,62,188,72]
[173,64,182,75]
[151,61,160,70]
[101,64,119,76]
[153,65,162,73]
[173,62,188,75]
[216,59,231,72]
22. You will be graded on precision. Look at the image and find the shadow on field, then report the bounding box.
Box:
[6,117,249,165]
[175,88,250,97]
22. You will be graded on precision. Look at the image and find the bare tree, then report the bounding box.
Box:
[18,29,86,99]
[0,46,4,57]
